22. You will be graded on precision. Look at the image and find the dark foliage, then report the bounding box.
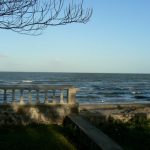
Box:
[98,118,150,150]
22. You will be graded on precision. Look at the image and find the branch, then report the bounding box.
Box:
[0,0,93,35]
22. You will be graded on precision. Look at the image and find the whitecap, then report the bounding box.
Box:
[22,80,33,83]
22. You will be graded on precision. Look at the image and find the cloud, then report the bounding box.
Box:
[48,58,63,65]
[0,54,8,58]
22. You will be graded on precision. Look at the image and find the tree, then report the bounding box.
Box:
[0,0,92,35]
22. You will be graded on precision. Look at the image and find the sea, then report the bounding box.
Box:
[0,72,150,104]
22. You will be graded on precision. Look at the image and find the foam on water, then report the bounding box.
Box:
[22,80,33,83]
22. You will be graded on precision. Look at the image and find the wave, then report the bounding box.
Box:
[131,91,142,94]
[22,80,33,83]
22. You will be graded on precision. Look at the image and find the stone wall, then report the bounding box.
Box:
[0,104,78,125]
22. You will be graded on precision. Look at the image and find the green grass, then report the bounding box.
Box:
[97,118,150,150]
[0,124,76,150]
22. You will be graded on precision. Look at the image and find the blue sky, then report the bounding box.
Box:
[0,0,150,73]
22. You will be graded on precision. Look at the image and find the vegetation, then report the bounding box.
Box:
[0,124,76,150]
[97,118,150,150]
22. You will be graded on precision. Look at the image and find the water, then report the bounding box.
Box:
[0,72,150,104]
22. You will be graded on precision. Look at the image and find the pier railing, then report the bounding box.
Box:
[0,85,77,104]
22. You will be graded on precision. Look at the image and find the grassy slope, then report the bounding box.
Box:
[0,124,76,150]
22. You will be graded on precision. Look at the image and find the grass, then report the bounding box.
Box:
[0,124,76,150]
[97,118,150,150]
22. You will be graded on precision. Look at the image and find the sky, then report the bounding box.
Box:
[0,0,150,73]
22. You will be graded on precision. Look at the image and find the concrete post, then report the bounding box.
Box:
[20,89,24,104]
[52,90,56,103]
[44,90,49,104]
[4,89,7,104]
[12,89,15,102]
[36,90,40,104]
[29,90,32,104]
[67,88,77,104]
[60,90,64,103]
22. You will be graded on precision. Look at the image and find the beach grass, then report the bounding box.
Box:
[0,124,76,150]
[97,118,150,150]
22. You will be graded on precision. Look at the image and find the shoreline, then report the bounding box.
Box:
[79,102,150,110]
[79,103,150,122]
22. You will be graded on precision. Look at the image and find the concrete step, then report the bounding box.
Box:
[64,115,123,150]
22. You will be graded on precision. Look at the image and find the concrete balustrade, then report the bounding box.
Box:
[0,85,77,105]
[0,85,79,125]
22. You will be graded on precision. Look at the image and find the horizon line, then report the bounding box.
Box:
[0,71,150,75]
